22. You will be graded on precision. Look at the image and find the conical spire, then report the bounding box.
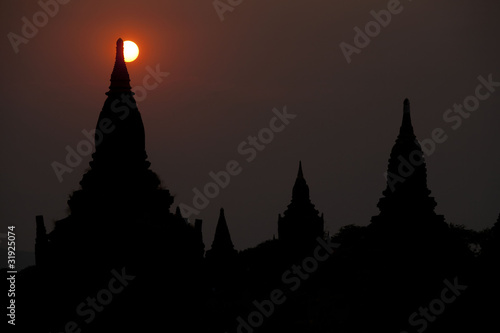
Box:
[85,38,146,169]
[278,162,324,245]
[108,38,132,94]
[292,161,310,202]
[383,99,428,195]
[297,160,304,179]
[69,38,161,213]
[210,208,235,252]
[398,98,415,140]
[373,99,440,220]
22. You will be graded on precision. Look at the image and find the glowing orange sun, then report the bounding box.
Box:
[123,40,139,62]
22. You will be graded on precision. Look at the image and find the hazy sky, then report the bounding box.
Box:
[2,0,500,264]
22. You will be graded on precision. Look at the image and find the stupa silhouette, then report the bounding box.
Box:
[30,39,205,333]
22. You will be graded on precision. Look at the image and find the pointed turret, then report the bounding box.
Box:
[292,160,310,202]
[372,99,444,224]
[278,162,324,247]
[206,208,237,260]
[211,208,235,252]
[297,160,304,178]
[88,37,147,168]
[67,38,168,216]
[399,98,414,139]
[108,38,132,94]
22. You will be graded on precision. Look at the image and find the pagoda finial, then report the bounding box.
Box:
[116,38,124,60]
[297,161,304,179]
[292,161,310,202]
[108,38,131,94]
[399,98,414,139]
[210,207,235,252]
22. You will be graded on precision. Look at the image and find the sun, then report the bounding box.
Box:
[123,40,139,62]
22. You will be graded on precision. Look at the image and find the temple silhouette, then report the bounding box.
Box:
[278,161,325,250]
[7,39,499,333]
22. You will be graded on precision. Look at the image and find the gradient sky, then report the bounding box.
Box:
[1,0,500,267]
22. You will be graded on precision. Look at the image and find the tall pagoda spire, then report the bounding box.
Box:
[206,208,237,260]
[86,38,147,170]
[108,38,132,94]
[372,99,443,222]
[278,162,324,246]
[297,160,304,178]
[211,208,235,252]
[292,160,310,202]
[68,38,166,215]
[399,98,414,139]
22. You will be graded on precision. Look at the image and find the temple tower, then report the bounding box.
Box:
[278,162,325,248]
